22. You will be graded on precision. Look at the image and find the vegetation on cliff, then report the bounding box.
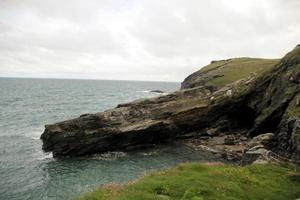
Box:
[76,163,300,200]
[181,57,279,90]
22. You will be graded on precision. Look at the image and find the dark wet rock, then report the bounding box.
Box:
[41,45,300,161]
[150,90,165,93]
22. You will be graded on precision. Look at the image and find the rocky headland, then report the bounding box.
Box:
[41,45,300,163]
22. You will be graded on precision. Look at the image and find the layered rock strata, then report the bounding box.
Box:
[41,45,300,161]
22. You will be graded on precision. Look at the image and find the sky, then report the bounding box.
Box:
[0,0,299,82]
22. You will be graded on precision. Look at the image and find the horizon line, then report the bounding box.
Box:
[0,76,181,83]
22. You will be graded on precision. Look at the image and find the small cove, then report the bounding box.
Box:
[0,78,221,200]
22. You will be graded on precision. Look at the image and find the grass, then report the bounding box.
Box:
[75,163,300,200]
[200,58,279,88]
[287,99,300,118]
[285,82,300,118]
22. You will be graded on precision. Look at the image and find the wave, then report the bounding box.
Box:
[138,150,159,156]
[36,152,53,160]
[137,90,169,95]
[25,129,43,140]
[137,90,151,93]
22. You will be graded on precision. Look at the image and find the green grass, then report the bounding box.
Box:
[200,58,279,88]
[287,101,300,118]
[75,163,300,200]
[285,84,300,118]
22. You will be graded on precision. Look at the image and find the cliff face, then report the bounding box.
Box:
[41,45,300,160]
[247,45,300,159]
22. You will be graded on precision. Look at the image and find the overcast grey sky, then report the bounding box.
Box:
[0,0,299,82]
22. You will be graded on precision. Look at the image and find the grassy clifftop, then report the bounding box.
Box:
[76,163,300,200]
[181,58,279,90]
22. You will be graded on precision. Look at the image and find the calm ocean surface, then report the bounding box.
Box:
[0,78,218,200]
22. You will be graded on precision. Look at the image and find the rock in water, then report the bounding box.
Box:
[41,45,300,160]
[150,90,165,93]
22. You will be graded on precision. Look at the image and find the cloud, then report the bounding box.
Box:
[0,0,299,82]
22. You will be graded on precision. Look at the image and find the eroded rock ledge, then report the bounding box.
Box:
[41,45,300,161]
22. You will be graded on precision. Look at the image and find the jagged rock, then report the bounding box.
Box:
[247,133,274,149]
[206,128,219,136]
[224,135,235,145]
[242,133,276,164]
[243,147,271,164]
[41,45,300,160]
[226,89,233,97]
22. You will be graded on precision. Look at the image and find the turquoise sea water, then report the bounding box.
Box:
[0,78,219,200]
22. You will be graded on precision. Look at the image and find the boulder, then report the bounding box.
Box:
[224,135,235,145]
[206,128,219,136]
[242,133,275,164]
[247,133,274,149]
[243,147,271,164]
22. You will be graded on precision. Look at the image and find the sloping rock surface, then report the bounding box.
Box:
[41,45,300,160]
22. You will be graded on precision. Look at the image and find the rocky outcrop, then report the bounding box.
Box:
[242,133,274,164]
[245,45,300,161]
[41,45,300,161]
[185,133,249,162]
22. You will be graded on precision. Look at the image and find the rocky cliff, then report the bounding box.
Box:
[41,45,300,161]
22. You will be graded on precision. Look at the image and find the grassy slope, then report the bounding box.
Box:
[200,58,279,88]
[208,58,278,87]
[76,163,300,200]
[285,62,300,118]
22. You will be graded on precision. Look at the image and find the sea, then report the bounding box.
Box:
[0,78,219,200]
